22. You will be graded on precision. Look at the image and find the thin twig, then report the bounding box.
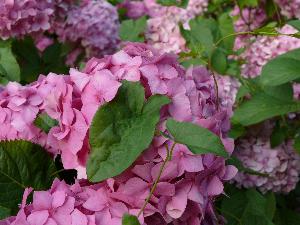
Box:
[137,142,176,217]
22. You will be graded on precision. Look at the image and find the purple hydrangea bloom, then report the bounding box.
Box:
[234,136,300,193]
[57,0,120,58]
[0,0,54,39]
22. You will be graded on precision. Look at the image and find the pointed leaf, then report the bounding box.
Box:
[166,119,228,157]
[122,214,141,225]
[88,81,170,182]
[0,140,56,218]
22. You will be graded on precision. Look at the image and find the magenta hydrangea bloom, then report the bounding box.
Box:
[57,0,120,58]
[234,136,300,193]
[0,43,237,224]
[0,0,54,39]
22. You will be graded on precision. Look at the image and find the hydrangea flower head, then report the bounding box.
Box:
[0,0,54,39]
[0,42,237,224]
[234,137,300,193]
[57,0,120,58]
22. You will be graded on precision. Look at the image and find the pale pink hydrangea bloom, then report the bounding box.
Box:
[120,0,208,53]
[146,16,186,54]
[216,76,240,110]
[0,43,237,224]
[0,0,54,39]
[231,6,267,49]
[240,25,300,78]
[234,137,300,193]
[275,0,300,19]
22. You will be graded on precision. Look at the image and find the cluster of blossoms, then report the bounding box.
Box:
[121,0,208,54]
[0,43,237,224]
[229,5,300,194]
[239,24,300,78]
[0,0,120,60]
[57,0,120,59]
[233,136,300,193]
[275,0,300,19]
[0,0,54,39]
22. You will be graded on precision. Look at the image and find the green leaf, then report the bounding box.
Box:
[42,43,68,75]
[253,26,278,36]
[265,0,277,18]
[270,122,287,148]
[265,192,276,219]
[211,48,227,74]
[34,113,59,134]
[288,20,300,31]
[232,91,300,126]
[218,13,235,51]
[237,0,258,8]
[166,119,228,157]
[228,123,246,139]
[274,208,300,225]
[87,81,170,182]
[221,187,275,225]
[0,44,20,82]
[122,214,141,225]
[260,48,300,86]
[119,16,147,42]
[0,140,56,218]
[12,37,42,83]
[0,206,11,220]
[293,136,300,154]
[156,0,189,8]
[184,18,215,57]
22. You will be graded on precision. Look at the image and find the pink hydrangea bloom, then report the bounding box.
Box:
[0,0,54,39]
[275,0,300,19]
[34,35,54,52]
[0,43,237,224]
[145,16,186,54]
[231,5,267,49]
[216,75,240,110]
[234,137,300,193]
[239,25,300,78]
[120,0,208,53]
[57,0,120,58]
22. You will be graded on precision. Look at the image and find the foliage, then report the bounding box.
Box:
[88,81,170,182]
[0,140,56,218]
[119,16,147,42]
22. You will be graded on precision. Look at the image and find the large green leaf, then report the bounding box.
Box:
[119,17,147,42]
[232,91,300,126]
[122,214,141,225]
[87,81,170,182]
[0,43,20,82]
[12,37,42,83]
[166,119,228,157]
[0,140,56,219]
[260,48,300,86]
[221,187,275,225]
[288,20,300,31]
[274,208,300,225]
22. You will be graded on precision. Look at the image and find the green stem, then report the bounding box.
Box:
[137,142,176,217]
[50,169,66,177]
